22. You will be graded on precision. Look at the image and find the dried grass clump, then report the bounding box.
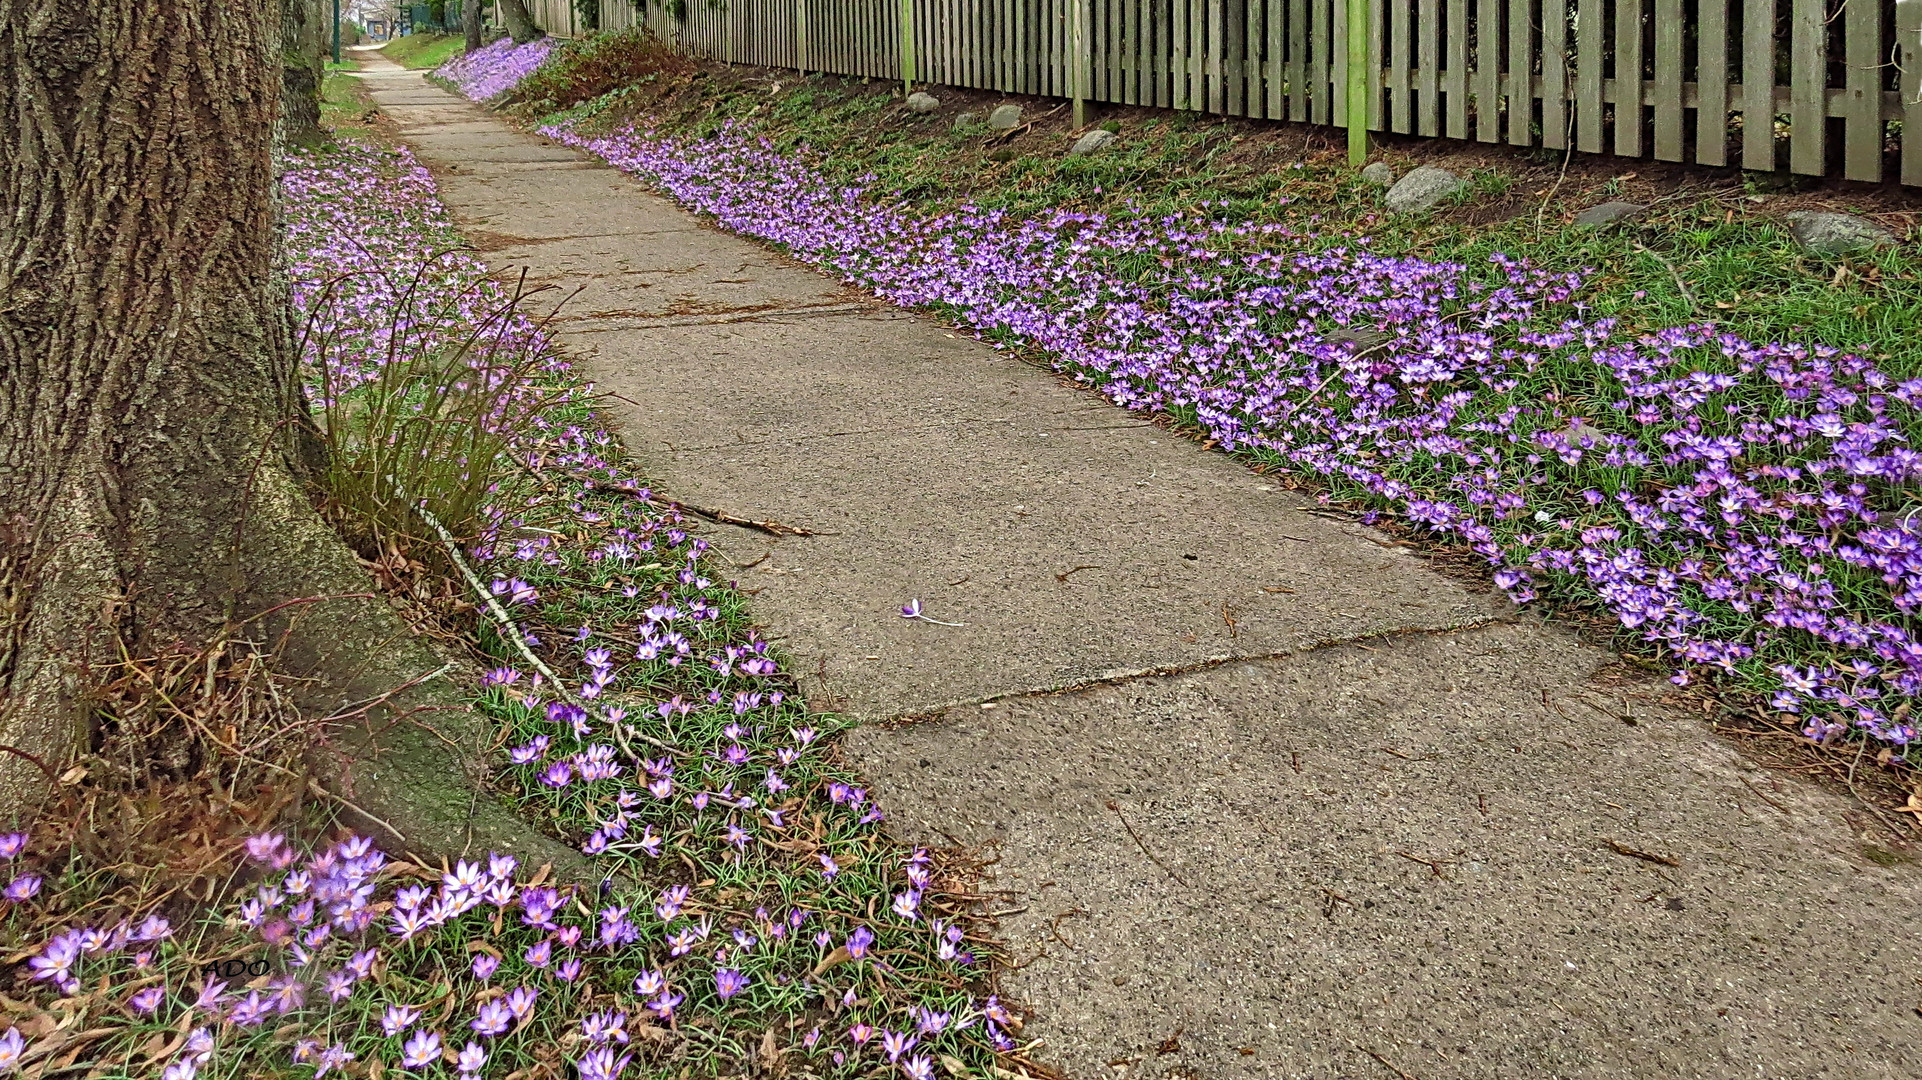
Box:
[506,25,693,112]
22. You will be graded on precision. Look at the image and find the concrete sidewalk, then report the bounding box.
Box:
[360,60,1921,1080]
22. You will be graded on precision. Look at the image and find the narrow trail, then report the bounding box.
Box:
[359,59,1919,1080]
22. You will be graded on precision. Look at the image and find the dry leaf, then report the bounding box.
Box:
[757,1028,785,1076]
[809,946,851,978]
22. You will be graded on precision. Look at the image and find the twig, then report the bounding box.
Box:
[1104,799,1189,886]
[0,744,63,786]
[602,481,824,536]
[1356,1044,1420,1080]
[1741,777,1791,814]
[419,504,567,692]
[1631,240,1704,316]
[1602,838,1680,867]
[415,504,681,758]
[307,777,409,847]
[1394,850,1446,877]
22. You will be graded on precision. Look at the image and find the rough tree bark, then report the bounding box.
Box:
[462,0,482,52]
[498,0,543,43]
[0,0,587,877]
[282,0,327,143]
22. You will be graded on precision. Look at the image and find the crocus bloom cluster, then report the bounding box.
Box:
[434,36,560,101]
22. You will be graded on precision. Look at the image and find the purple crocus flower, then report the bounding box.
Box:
[400,1029,442,1069]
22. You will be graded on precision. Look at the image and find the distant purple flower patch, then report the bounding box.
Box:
[435,37,559,101]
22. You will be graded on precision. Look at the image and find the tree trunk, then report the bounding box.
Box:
[463,0,482,52]
[282,0,327,143]
[0,0,590,879]
[498,0,543,43]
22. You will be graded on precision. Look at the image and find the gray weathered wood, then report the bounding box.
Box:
[1740,0,1774,170]
[1388,0,1410,132]
[1446,0,1467,138]
[1318,0,1337,123]
[1652,0,1682,159]
[1787,0,1823,175]
[1416,0,1439,135]
[1841,0,1881,182]
[1475,0,1499,141]
[1614,0,1642,157]
[1506,0,1529,145]
[1541,0,1567,148]
[1694,0,1727,166]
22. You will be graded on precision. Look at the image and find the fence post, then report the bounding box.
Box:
[901,0,916,92]
[1345,0,1367,164]
[1345,0,1376,161]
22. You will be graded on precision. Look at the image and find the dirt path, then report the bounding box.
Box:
[359,60,1921,1080]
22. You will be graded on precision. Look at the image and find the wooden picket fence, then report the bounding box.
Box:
[517,0,1922,186]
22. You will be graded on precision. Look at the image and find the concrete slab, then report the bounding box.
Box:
[359,62,1501,720]
[578,314,1498,718]
[846,622,1922,1080]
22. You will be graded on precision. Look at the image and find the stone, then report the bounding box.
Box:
[1069,128,1117,155]
[905,91,940,114]
[953,112,978,129]
[1323,326,1389,352]
[1573,200,1646,229]
[1785,210,1899,256]
[1359,161,1396,186]
[1383,165,1468,214]
[986,103,1023,131]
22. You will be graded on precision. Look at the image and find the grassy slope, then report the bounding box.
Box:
[381,32,466,70]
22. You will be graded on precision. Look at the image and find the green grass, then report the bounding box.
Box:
[318,69,377,139]
[381,31,466,70]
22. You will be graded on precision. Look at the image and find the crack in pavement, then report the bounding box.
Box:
[662,415,1018,453]
[557,302,889,332]
[868,613,1516,726]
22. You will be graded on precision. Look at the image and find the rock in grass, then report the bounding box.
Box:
[1359,161,1396,186]
[954,112,978,129]
[906,91,940,113]
[1324,326,1390,352]
[1573,200,1646,229]
[1070,128,1117,155]
[986,103,1023,131]
[1383,165,1467,214]
[1785,210,1898,256]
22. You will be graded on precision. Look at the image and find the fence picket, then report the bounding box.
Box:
[1267,0,1284,116]
[1903,0,1922,185]
[1387,0,1409,132]
[1740,0,1772,170]
[1541,0,1566,148]
[1311,0,1331,121]
[1505,0,1528,145]
[1787,0,1823,175]
[1652,0,1682,159]
[1614,0,1642,157]
[1474,0,1499,141]
[1694,0,1726,166]
[1841,0,1880,182]
[1414,0,1438,135]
